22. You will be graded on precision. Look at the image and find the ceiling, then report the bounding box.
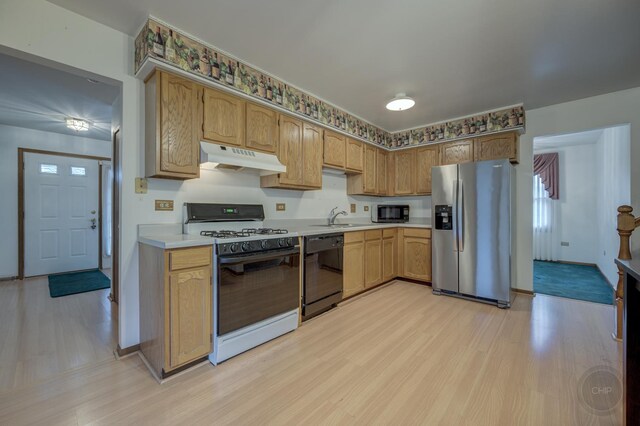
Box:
[47,0,640,132]
[534,128,604,150]
[0,53,119,141]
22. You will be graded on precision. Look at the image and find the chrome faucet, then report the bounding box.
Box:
[329,206,348,225]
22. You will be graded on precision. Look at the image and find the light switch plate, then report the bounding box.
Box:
[135,177,148,194]
[155,200,174,211]
[350,203,356,213]
[364,205,369,212]
[276,203,286,211]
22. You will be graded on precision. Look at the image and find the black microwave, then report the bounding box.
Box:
[372,205,410,223]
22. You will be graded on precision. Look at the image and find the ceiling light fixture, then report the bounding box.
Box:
[386,93,415,111]
[66,118,90,132]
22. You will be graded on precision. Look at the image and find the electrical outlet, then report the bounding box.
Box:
[364,205,369,212]
[276,203,286,211]
[135,177,148,194]
[350,203,356,213]
[155,200,174,211]
[560,241,569,247]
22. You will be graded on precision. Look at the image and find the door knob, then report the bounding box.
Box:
[90,218,97,230]
[90,210,96,215]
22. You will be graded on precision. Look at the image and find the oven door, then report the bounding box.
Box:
[217,247,300,336]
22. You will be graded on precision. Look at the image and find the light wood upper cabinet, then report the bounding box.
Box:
[399,228,432,282]
[145,70,200,179]
[343,232,365,298]
[261,115,322,190]
[302,122,323,188]
[168,266,212,369]
[245,102,278,153]
[474,131,519,164]
[393,150,415,195]
[377,149,388,196]
[382,229,397,282]
[202,87,245,147]
[415,146,439,195]
[345,138,364,173]
[363,145,377,194]
[439,139,474,165]
[323,130,346,169]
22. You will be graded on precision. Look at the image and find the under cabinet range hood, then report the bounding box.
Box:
[200,142,285,175]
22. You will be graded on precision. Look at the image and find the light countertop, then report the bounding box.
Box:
[138,219,431,249]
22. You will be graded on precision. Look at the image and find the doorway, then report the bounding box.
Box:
[532,125,631,304]
[21,151,109,277]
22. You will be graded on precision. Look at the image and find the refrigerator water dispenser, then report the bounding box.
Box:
[434,205,453,230]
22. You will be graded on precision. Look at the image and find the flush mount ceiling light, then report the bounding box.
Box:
[66,118,90,132]
[385,93,415,111]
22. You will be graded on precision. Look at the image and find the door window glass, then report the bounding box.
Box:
[70,166,86,176]
[40,164,58,174]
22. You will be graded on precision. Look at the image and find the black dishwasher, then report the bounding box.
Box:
[303,233,344,321]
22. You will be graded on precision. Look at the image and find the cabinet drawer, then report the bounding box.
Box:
[402,228,431,239]
[365,229,382,240]
[168,247,212,271]
[344,231,364,244]
[382,228,396,238]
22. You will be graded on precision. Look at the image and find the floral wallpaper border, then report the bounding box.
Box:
[134,18,525,149]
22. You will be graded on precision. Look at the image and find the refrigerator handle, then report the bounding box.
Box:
[458,179,464,252]
[452,180,458,252]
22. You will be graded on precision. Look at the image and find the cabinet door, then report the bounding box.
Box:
[377,150,388,196]
[343,242,365,298]
[402,237,432,282]
[364,239,382,288]
[382,233,397,282]
[245,102,278,153]
[394,150,414,195]
[345,138,363,172]
[168,266,212,369]
[363,145,377,194]
[202,87,245,147]
[474,132,519,164]
[415,146,439,194]
[323,130,346,169]
[278,115,304,186]
[439,139,474,165]
[159,72,200,176]
[302,122,323,188]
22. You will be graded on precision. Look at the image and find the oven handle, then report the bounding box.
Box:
[218,247,300,265]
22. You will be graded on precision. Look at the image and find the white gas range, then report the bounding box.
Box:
[183,203,300,364]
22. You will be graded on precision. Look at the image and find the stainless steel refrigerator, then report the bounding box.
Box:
[431,159,515,308]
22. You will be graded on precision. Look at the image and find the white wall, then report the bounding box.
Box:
[596,125,631,285]
[534,143,598,264]
[0,124,111,278]
[519,87,640,291]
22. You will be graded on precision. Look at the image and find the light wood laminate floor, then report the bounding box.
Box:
[0,280,621,425]
[0,274,116,392]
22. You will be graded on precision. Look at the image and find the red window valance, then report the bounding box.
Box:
[533,152,559,200]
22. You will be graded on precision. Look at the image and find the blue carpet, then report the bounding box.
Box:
[533,261,613,305]
[48,269,110,298]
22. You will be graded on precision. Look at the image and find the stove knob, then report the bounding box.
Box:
[278,238,286,247]
[261,240,268,249]
[229,243,239,253]
[288,237,294,246]
[241,242,251,252]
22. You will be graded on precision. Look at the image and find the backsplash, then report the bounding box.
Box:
[134,17,525,149]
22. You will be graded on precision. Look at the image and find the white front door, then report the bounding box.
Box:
[24,153,100,277]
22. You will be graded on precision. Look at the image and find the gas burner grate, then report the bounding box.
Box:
[200,230,253,238]
[242,228,289,235]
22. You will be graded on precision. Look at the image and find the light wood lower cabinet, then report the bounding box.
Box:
[139,244,213,378]
[399,228,432,282]
[343,232,365,298]
[145,70,201,179]
[382,228,397,281]
[364,230,382,288]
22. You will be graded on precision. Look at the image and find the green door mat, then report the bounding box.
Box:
[48,269,111,298]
